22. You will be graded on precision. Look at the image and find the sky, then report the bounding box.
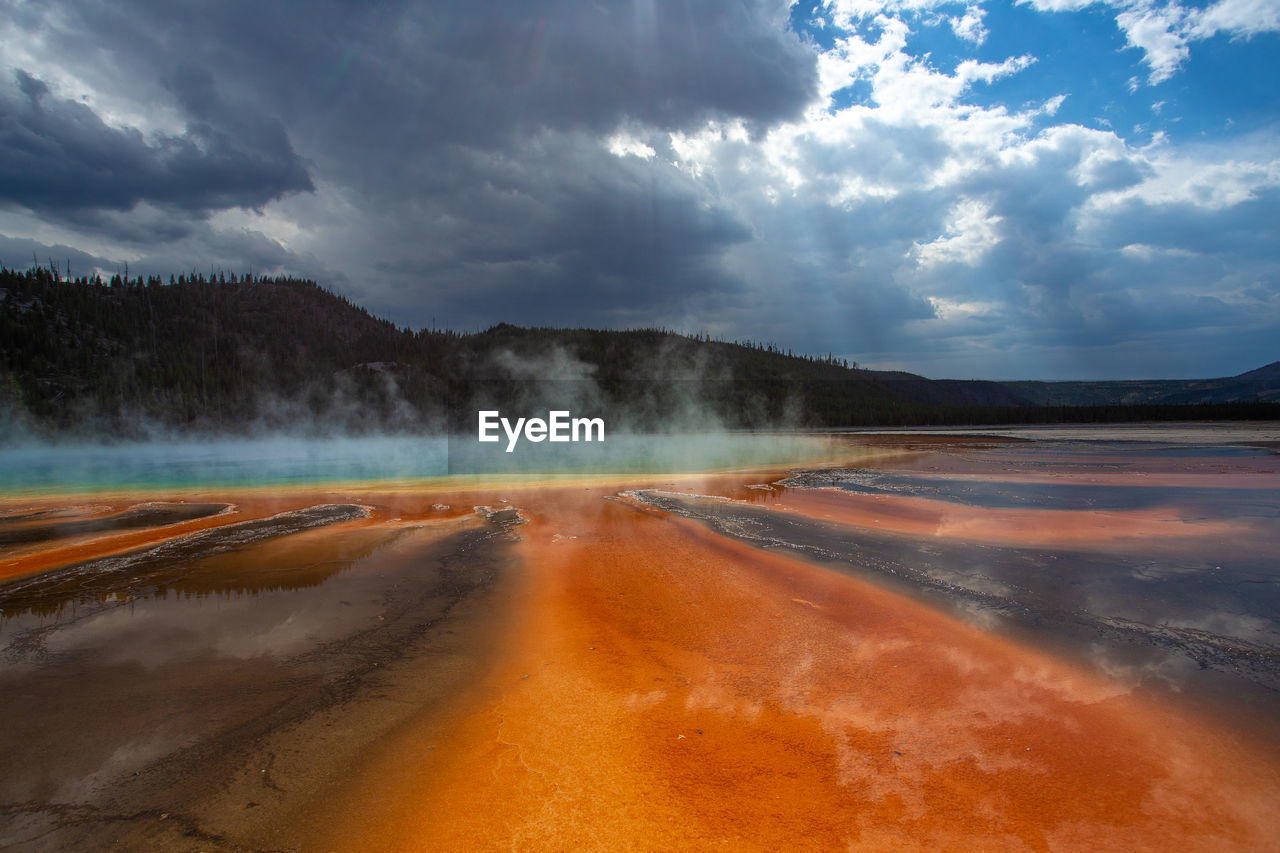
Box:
[0,0,1277,380]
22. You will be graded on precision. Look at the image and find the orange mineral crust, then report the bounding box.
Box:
[0,495,326,582]
[0,490,478,584]
[312,485,1280,851]
[760,486,1248,551]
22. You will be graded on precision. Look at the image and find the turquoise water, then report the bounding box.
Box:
[0,437,449,492]
[445,431,835,476]
[0,433,837,492]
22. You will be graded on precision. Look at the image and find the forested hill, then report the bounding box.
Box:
[1,266,1276,438]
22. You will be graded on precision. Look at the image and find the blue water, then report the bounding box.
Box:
[815,470,1280,518]
[0,437,450,492]
[0,433,837,492]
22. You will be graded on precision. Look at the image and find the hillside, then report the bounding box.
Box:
[0,266,436,434]
[1,266,1277,438]
[0,266,909,434]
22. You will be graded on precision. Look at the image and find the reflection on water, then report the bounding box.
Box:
[0,509,516,845]
[786,468,1280,516]
[15,525,417,669]
[0,502,230,548]
[0,512,408,674]
[0,504,371,619]
[2,430,1279,849]
[635,438,1280,728]
[872,435,1280,478]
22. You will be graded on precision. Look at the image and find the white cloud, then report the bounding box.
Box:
[1092,154,1280,209]
[951,4,989,43]
[1191,0,1280,39]
[0,11,186,137]
[1116,4,1192,83]
[606,131,657,160]
[646,5,1280,377]
[1018,0,1098,10]
[1022,0,1280,85]
[814,15,912,103]
[827,0,956,22]
[914,198,1004,266]
[925,295,1002,319]
[1119,242,1198,259]
[863,48,1035,118]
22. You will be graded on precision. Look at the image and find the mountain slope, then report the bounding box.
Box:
[2,267,1276,437]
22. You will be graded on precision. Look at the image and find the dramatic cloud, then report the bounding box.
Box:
[0,0,1276,378]
[0,68,312,217]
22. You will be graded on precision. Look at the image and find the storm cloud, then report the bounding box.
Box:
[0,68,312,216]
[0,0,1276,379]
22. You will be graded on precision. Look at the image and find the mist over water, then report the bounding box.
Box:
[0,432,838,492]
[0,436,449,492]
[3,424,1280,850]
[446,430,838,477]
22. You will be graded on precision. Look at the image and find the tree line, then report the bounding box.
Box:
[2,265,1276,438]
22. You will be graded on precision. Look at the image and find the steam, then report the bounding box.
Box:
[445,340,827,477]
[2,327,836,489]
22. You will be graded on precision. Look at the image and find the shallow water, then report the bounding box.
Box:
[0,436,450,492]
[0,432,837,492]
[758,440,1280,718]
[0,502,520,849]
[1,427,1279,850]
[790,467,1280,515]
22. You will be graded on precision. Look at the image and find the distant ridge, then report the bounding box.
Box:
[1236,361,1280,382]
[868,374,1032,408]
[1002,363,1280,407]
[1,265,1276,437]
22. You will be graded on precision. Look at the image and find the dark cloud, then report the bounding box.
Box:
[0,234,116,276]
[33,0,815,160]
[0,0,1275,380]
[1,0,815,336]
[0,69,313,218]
[355,133,753,330]
[0,225,343,291]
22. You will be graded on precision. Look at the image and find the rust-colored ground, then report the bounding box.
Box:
[3,453,1279,850]
[0,495,352,583]
[307,484,1280,851]
[0,487,490,584]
